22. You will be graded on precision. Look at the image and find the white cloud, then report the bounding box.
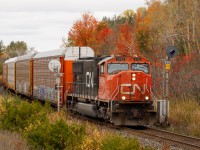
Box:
[0,0,146,51]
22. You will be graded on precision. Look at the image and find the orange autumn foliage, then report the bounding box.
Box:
[68,13,112,55]
[68,13,98,47]
[113,23,139,56]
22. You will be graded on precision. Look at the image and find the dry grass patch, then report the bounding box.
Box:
[0,131,29,150]
[169,98,200,138]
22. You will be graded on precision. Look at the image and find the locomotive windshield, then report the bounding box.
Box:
[108,63,128,74]
[131,63,150,74]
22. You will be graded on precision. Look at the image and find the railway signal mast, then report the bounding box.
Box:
[162,46,178,125]
[165,46,178,100]
[48,60,62,112]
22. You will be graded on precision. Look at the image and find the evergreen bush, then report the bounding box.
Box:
[25,120,85,149]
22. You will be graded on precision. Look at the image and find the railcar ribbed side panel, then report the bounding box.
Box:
[16,60,31,96]
[7,62,15,90]
[33,57,63,104]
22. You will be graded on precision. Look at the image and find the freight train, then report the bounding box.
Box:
[3,47,156,126]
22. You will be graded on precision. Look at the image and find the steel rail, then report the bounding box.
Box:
[124,127,200,150]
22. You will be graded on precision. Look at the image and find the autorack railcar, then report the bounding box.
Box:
[16,52,36,96]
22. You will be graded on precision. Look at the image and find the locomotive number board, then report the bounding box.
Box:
[116,57,125,61]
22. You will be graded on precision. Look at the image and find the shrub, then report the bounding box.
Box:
[81,123,108,150]
[0,96,51,132]
[0,96,153,149]
[25,119,85,150]
[101,134,140,150]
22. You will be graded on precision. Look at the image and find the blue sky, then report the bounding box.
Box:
[0,0,146,52]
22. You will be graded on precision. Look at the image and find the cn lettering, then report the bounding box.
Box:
[86,72,94,87]
[120,84,146,94]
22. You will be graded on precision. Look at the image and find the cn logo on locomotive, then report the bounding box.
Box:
[120,84,146,95]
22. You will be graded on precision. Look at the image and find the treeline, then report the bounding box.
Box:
[0,41,29,75]
[66,0,200,57]
[66,0,200,101]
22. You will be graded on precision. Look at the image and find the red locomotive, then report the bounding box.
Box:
[3,47,156,126]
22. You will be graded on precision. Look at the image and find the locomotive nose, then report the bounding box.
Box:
[118,71,150,101]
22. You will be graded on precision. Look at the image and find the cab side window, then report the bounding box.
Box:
[100,63,105,74]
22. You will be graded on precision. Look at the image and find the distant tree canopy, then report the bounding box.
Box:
[0,40,5,56]
[0,40,29,75]
[5,41,28,58]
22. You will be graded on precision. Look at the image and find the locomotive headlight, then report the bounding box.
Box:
[122,96,126,100]
[145,96,149,100]
[132,74,136,77]
[132,77,136,81]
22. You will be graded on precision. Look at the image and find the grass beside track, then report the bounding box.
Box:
[0,131,29,150]
[169,98,200,138]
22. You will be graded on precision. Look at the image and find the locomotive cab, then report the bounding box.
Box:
[98,55,156,125]
[98,55,152,102]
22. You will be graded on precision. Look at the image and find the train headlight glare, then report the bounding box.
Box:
[132,74,136,77]
[145,96,149,100]
[122,96,126,100]
[132,77,136,81]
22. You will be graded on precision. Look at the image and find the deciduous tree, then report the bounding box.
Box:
[68,13,112,55]
[68,13,98,47]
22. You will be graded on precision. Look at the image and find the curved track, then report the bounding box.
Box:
[124,126,200,150]
[69,112,200,150]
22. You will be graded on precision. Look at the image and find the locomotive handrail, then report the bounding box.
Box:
[111,86,120,101]
[64,86,71,96]
[108,78,119,101]
[65,82,98,100]
[145,78,157,111]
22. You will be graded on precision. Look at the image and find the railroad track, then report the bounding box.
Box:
[70,113,200,149]
[124,126,200,150]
